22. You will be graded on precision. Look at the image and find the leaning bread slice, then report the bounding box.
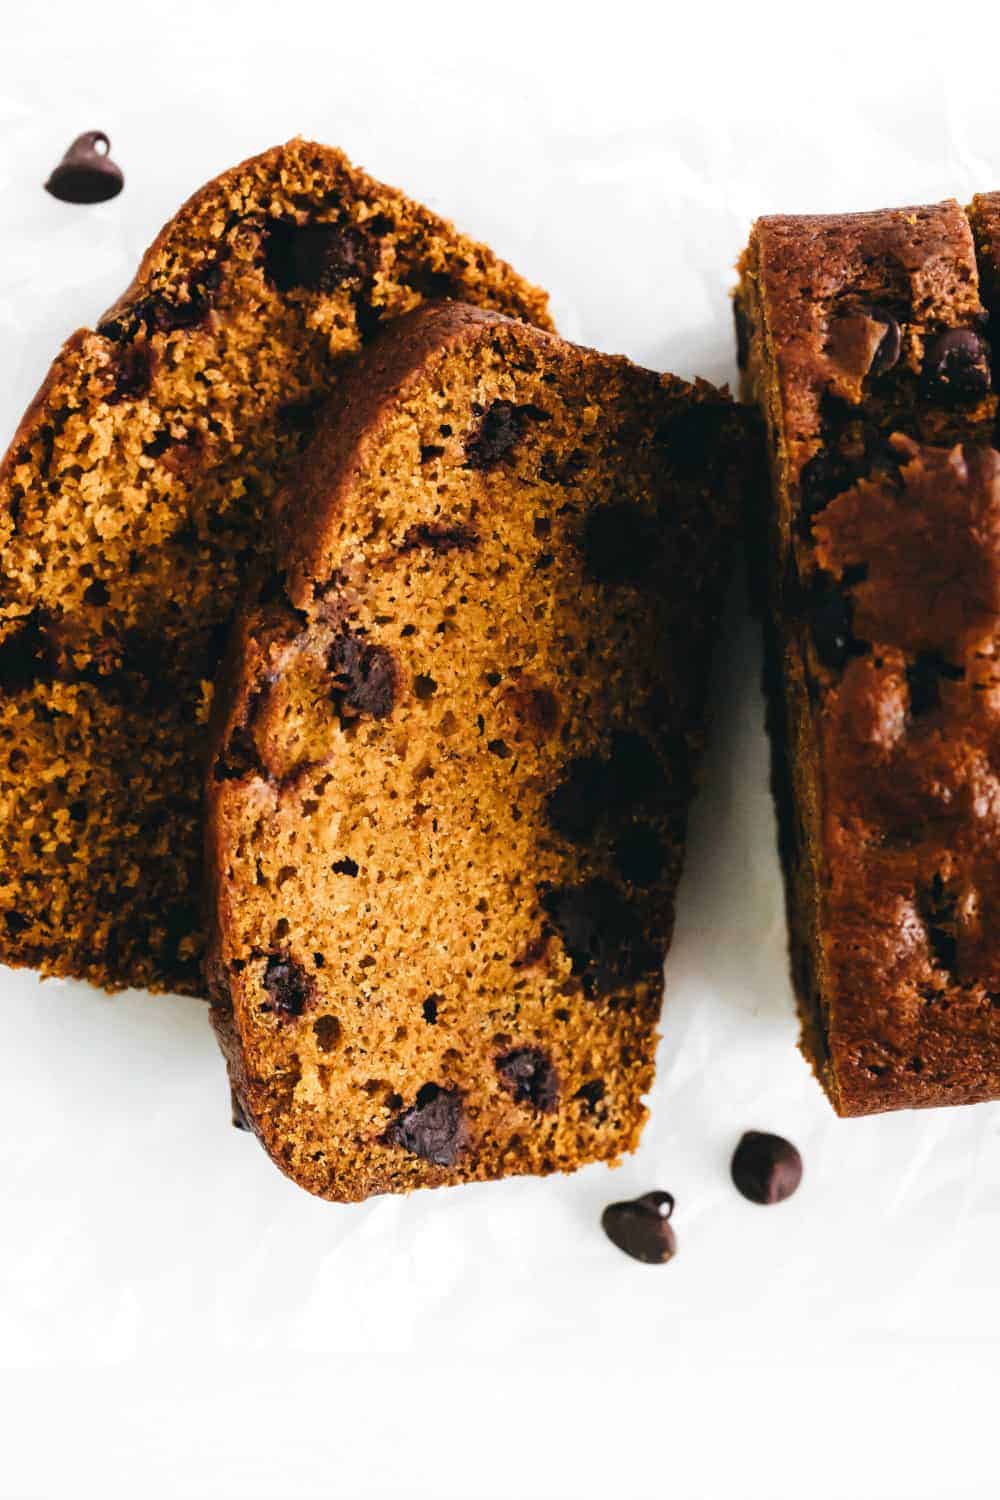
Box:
[206,303,747,1201]
[0,138,550,995]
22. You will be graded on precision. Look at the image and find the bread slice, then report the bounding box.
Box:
[205,303,748,1201]
[0,139,551,995]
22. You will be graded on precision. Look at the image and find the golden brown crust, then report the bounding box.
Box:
[205,304,748,1200]
[739,200,1000,1116]
[0,139,551,994]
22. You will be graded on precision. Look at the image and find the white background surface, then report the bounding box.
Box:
[2,4,999,1497]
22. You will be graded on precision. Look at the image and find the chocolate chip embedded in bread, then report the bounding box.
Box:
[328,629,397,719]
[261,953,314,1016]
[464,400,546,470]
[921,328,991,406]
[45,131,124,205]
[870,313,902,376]
[730,1131,803,1205]
[906,652,964,717]
[580,502,658,585]
[541,878,660,996]
[798,450,860,523]
[399,521,479,554]
[108,345,153,405]
[601,1191,677,1263]
[264,221,376,293]
[806,581,864,670]
[387,1083,467,1165]
[495,1047,559,1112]
[614,824,666,886]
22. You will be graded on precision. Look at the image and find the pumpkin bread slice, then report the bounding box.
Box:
[206,303,748,1201]
[0,139,550,994]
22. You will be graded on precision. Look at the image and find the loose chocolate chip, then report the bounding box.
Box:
[601,1191,677,1264]
[399,521,479,554]
[906,653,964,717]
[921,329,991,406]
[614,824,666,886]
[580,502,658,585]
[731,1131,803,1205]
[806,582,864,671]
[869,313,902,376]
[465,401,541,470]
[495,1047,559,1112]
[264,220,375,293]
[262,953,313,1017]
[45,131,123,204]
[798,450,859,522]
[541,878,660,997]
[387,1083,466,1165]
[328,630,397,719]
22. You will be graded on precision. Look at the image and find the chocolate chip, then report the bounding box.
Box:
[580,502,658,585]
[574,1079,606,1111]
[264,221,375,293]
[387,1084,466,1165]
[806,582,864,671]
[495,1047,559,1112]
[601,1191,677,1264]
[261,954,313,1017]
[4,909,30,937]
[869,313,902,376]
[45,131,123,204]
[730,1131,803,1205]
[541,878,660,997]
[919,874,958,973]
[0,613,53,692]
[547,735,668,845]
[906,653,964,717]
[657,403,729,481]
[312,1014,342,1052]
[82,579,109,606]
[921,329,991,406]
[798,450,859,522]
[605,731,669,811]
[465,401,544,470]
[614,824,666,886]
[332,857,359,876]
[422,996,439,1024]
[328,630,397,719]
[109,345,152,404]
[546,755,606,841]
[399,521,479,554]
[100,261,223,342]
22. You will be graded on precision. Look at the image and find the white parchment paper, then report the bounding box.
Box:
[1,6,999,1498]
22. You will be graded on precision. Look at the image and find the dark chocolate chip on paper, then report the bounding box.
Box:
[45,132,124,204]
[602,1191,677,1264]
[731,1130,803,1205]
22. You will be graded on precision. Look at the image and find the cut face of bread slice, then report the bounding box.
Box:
[206,303,748,1201]
[0,139,551,995]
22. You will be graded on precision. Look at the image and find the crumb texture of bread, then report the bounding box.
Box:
[0,139,552,994]
[205,303,747,1200]
[738,198,1000,1116]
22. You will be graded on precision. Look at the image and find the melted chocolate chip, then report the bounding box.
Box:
[580,502,658,585]
[574,1079,606,1112]
[730,1131,803,1205]
[399,521,479,554]
[601,1191,677,1264]
[495,1047,559,1112]
[264,221,375,293]
[906,653,964,717]
[387,1083,466,1165]
[541,878,660,997]
[261,954,313,1017]
[657,403,729,481]
[465,401,545,470]
[614,824,667,886]
[547,734,667,845]
[798,450,860,522]
[45,131,123,205]
[83,579,109,606]
[0,613,53,692]
[919,875,959,973]
[920,329,991,407]
[546,755,606,841]
[605,731,669,811]
[869,313,902,376]
[99,261,223,342]
[332,857,359,876]
[109,345,152,404]
[328,630,397,719]
[807,582,864,671]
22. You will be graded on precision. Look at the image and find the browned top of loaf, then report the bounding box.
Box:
[0,138,551,995]
[740,199,1000,1115]
[206,303,747,1201]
